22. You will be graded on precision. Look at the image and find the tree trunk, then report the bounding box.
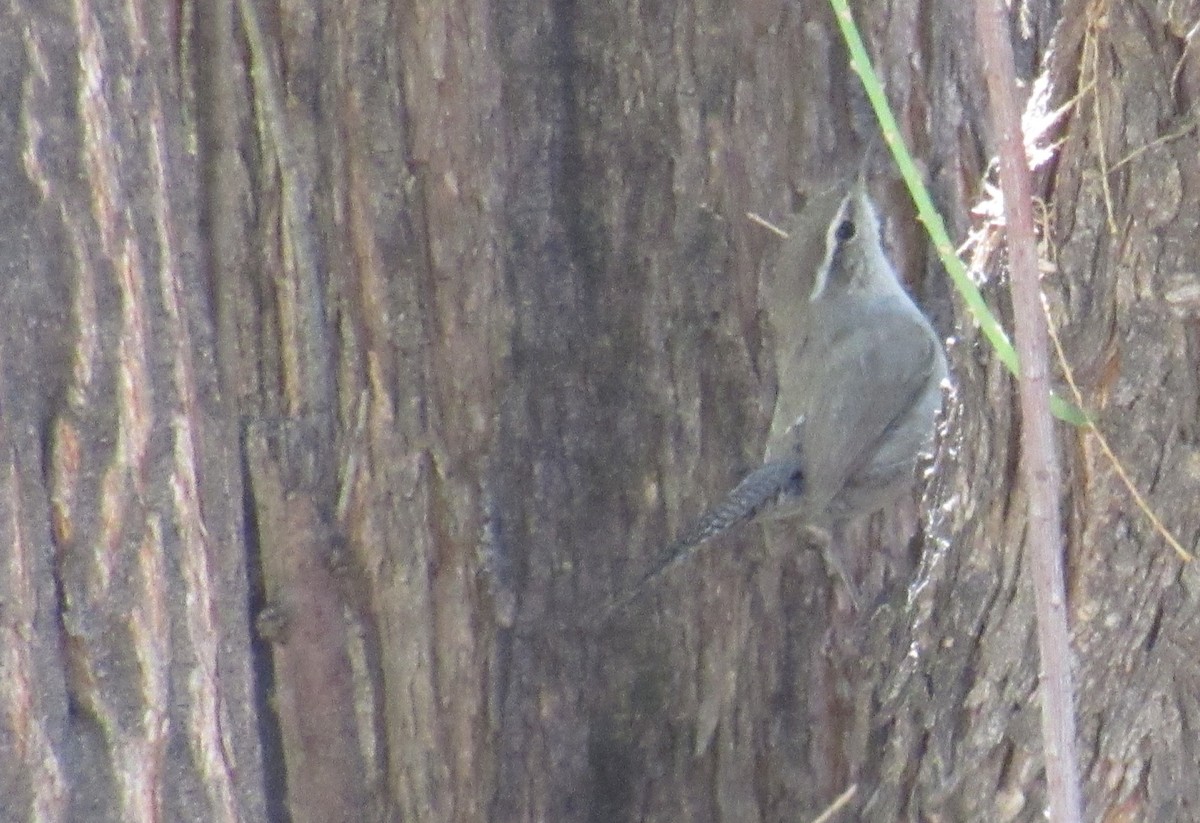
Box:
[858,2,1200,819]
[2,0,1197,821]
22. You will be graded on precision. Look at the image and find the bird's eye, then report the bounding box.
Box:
[834,219,856,242]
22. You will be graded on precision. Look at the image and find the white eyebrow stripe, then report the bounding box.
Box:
[809,195,852,303]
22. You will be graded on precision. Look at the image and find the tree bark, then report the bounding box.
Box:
[2,0,1198,822]
[2,2,266,821]
[858,1,1200,819]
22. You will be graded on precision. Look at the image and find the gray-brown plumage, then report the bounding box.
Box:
[606,173,947,616]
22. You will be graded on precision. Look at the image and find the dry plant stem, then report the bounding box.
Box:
[806,784,857,823]
[1044,304,1193,562]
[975,2,1083,822]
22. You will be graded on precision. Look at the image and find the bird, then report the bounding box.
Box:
[605,170,948,616]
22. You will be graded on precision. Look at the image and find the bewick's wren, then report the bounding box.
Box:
[609,174,947,614]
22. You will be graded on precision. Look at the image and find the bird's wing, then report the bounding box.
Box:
[784,306,940,517]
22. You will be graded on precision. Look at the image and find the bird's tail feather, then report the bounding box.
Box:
[600,459,803,618]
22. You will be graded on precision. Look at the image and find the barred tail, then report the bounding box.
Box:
[601,459,803,618]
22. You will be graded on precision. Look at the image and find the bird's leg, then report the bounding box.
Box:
[804,523,862,612]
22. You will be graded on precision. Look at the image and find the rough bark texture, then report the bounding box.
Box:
[2,0,1199,821]
[859,1,1200,820]
[1,2,266,822]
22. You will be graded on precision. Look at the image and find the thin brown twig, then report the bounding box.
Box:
[746,211,790,238]
[1108,119,1198,173]
[976,1,1084,821]
[1033,193,1192,562]
[1042,301,1194,562]
[806,784,857,823]
[1086,6,1119,235]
